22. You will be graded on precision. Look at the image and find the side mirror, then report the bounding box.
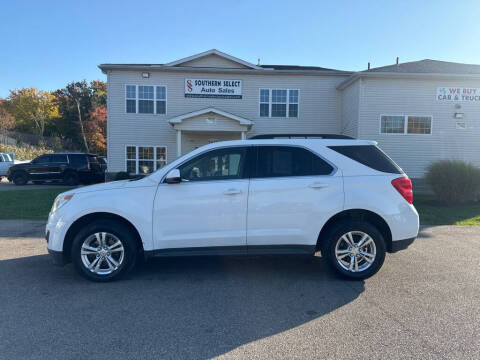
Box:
[165,169,181,184]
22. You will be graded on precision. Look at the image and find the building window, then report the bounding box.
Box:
[272,90,287,117]
[138,86,154,114]
[381,115,405,134]
[260,89,299,118]
[125,85,167,115]
[156,147,167,169]
[380,115,432,134]
[260,89,269,117]
[156,86,166,114]
[289,90,299,117]
[126,85,136,113]
[407,116,432,134]
[126,146,137,173]
[125,146,167,174]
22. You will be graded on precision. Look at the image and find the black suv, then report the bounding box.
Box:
[7,153,105,186]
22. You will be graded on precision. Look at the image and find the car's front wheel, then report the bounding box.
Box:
[71,220,138,282]
[323,221,386,279]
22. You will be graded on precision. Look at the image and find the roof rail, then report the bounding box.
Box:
[249,134,355,140]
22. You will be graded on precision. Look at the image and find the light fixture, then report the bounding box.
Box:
[454,112,464,119]
[142,72,150,78]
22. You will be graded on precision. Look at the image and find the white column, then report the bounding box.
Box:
[176,130,182,158]
[241,131,246,140]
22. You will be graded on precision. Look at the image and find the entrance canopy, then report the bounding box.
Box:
[168,108,253,157]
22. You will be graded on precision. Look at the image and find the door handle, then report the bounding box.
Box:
[224,188,242,195]
[309,183,329,189]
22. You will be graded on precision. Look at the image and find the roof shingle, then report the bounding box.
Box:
[365,59,480,74]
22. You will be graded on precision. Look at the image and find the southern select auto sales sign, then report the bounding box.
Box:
[185,79,242,99]
[437,87,480,102]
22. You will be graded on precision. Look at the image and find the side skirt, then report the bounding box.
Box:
[144,245,316,260]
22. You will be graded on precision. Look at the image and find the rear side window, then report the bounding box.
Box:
[255,146,334,178]
[328,145,403,174]
[69,154,88,167]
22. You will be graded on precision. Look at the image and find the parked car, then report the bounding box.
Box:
[46,135,419,282]
[0,152,14,179]
[7,152,105,186]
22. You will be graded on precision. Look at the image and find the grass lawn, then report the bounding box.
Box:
[0,188,479,226]
[0,188,68,220]
[414,194,480,226]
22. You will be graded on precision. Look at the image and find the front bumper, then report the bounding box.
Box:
[390,237,415,253]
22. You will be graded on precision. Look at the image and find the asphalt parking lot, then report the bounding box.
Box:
[0,221,479,360]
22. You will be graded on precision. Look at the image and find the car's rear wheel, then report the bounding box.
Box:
[71,220,138,282]
[13,172,28,185]
[323,221,386,279]
[64,171,79,186]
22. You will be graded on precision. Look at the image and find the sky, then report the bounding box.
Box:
[1,0,480,98]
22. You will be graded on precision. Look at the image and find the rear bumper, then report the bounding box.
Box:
[48,249,67,266]
[390,237,415,253]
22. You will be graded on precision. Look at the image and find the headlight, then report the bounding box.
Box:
[51,194,74,214]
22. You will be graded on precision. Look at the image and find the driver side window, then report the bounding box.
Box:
[34,155,51,164]
[179,147,247,182]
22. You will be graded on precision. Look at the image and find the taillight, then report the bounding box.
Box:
[391,177,413,204]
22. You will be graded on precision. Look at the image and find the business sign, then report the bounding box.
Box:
[437,87,480,102]
[185,79,242,99]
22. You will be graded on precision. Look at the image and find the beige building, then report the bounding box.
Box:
[99,49,480,180]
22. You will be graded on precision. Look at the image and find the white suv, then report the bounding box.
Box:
[46,135,419,282]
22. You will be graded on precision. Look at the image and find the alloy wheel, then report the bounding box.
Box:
[80,232,125,275]
[335,231,376,273]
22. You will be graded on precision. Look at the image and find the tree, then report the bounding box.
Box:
[53,80,107,152]
[0,100,15,139]
[85,106,107,155]
[3,88,58,137]
[54,81,91,152]
[90,80,107,108]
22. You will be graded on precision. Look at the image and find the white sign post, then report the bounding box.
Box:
[437,87,480,102]
[185,79,242,99]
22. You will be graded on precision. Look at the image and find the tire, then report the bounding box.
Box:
[64,171,79,186]
[71,220,138,282]
[13,172,28,186]
[322,220,386,280]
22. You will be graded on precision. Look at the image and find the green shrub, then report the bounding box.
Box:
[426,160,480,204]
[114,171,130,181]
